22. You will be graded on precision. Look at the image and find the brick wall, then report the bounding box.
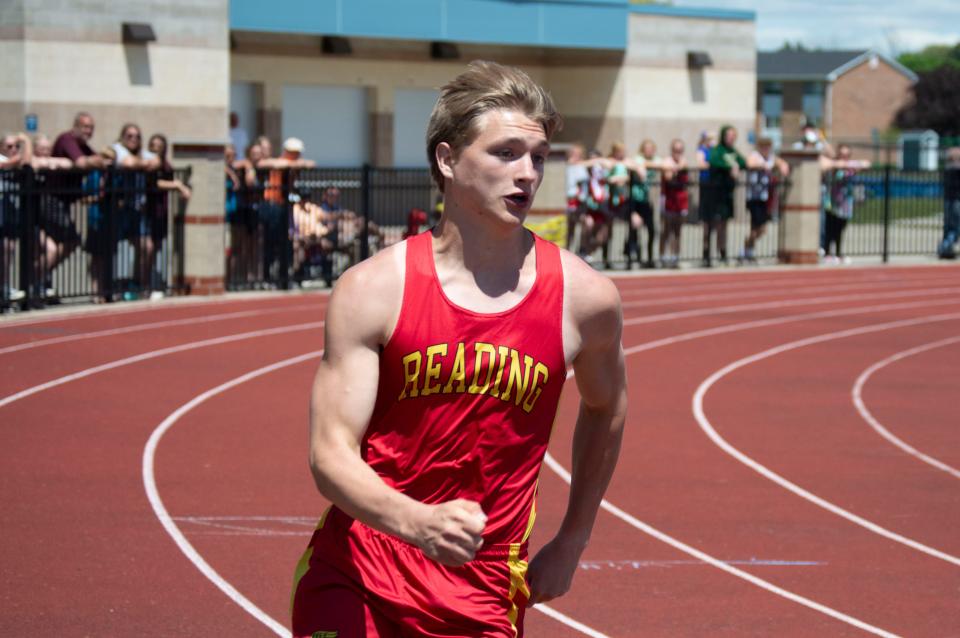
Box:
[831,58,913,144]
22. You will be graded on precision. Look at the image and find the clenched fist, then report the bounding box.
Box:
[412,499,487,566]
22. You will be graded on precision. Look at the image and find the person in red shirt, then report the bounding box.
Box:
[291,60,627,638]
[659,138,690,269]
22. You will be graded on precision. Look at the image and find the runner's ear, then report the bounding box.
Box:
[436,142,456,182]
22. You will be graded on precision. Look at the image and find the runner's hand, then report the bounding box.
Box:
[526,535,584,606]
[414,499,486,566]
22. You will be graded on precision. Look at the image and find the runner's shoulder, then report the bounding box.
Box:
[559,248,622,330]
[327,241,407,339]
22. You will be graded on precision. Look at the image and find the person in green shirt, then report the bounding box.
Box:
[701,124,746,267]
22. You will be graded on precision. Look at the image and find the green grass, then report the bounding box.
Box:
[850,197,943,224]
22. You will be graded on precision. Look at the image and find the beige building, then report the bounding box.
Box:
[0,0,230,150]
[229,3,757,212]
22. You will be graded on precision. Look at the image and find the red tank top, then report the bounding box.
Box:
[327,231,567,549]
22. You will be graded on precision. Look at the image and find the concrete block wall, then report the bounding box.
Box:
[0,0,229,149]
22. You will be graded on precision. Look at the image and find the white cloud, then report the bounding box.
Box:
[672,0,960,54]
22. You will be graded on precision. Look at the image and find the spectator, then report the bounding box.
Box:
[694,130,715,236]
[148,134,191,201]
[793,123,834,157]
[701,125,745,267]
[579,149,610,265]
[146,133,190,297]
[230,141,265,285]
[292,193,335,284]
[52,114,111,301]
[939,147,960,259]
[31,135,72,170]
[659,138,690,269]
[403,207,428,240]
[627,139,661,268]
[109,123,160,294]
[606,142,631,267]
[229,112,249,158]
[564,144,589,253]
[1,133,33,301]
[30,132,80,301]
[822,143,870,264]
[52,112,106,170]
[742,137,789,264]
[256,135,274,160]
[257,137,317,283]
[1,133,32,168]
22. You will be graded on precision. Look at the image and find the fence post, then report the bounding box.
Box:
[279,168,291,290]
[882,162,891,263]
[776,149,822,264]
[171,142,226,296]
[360,163,371,261]
[18,167,37,304]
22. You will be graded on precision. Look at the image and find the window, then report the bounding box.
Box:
[802,82,825,128]
[761,82,783,129]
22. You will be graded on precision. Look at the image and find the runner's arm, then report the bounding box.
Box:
[528,267,626,604]
[308,253,486,566]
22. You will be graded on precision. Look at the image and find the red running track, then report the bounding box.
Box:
[1,264,958,637]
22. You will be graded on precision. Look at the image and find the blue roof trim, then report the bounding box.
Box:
[230,0,628,49]
[628,4,755,21]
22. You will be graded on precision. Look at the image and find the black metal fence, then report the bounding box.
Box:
[1,166,190,310]
[225,166,436,290]
[821,166,946,261]
[567,169,791,268]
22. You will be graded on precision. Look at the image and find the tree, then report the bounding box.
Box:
[897,43,960,74]
[895,66,960,136]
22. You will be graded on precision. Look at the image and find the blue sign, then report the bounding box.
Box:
[25,114,38,132]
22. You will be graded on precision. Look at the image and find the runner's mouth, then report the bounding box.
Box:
[505,193,530,207]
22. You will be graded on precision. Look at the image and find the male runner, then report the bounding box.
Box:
[292,60,627,637]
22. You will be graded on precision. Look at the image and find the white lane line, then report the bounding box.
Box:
[621,298,960,355]
[145,352,610,638]
[144,351,322,638]
[0,303,323,356]
[692,312,960,567]
[624,286,960,327]
[614,271,947,298]
[852,336,960,480]
[0,321,324,410]
[542,454,898,638]
[544,300,960,635]
[621,276,959,308]
[0,292,327,329]
[534,604,611,638]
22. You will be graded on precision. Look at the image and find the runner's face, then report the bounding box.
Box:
[444,109,548,227]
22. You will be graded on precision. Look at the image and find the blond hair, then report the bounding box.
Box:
[426,60,562,191]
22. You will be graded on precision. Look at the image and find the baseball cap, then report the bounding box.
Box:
[283,137,304,153]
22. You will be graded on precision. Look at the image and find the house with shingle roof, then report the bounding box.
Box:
[756,49,918,149]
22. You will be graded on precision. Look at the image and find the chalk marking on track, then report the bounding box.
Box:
[145,353,609,638]
[578,559,826,570]
[621,276,959,308]
[852,336,960,479]
[0,303,323,355]
[692,312,960,567]
[624,286,960,326]
[542,455,899,637]
[0,321,324,409]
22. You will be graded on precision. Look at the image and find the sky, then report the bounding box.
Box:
[672,0,960,56]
